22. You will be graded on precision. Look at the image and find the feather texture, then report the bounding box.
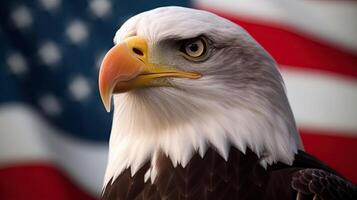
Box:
[102,148,357,200]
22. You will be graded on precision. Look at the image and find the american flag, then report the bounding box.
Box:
[0,0,356,199]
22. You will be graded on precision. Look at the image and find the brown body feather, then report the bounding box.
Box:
[102,147,357,200]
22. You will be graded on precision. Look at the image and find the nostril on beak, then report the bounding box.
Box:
[132,48,144,56]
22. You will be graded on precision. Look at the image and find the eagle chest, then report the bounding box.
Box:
[102,147,293,200]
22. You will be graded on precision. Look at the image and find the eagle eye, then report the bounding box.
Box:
[180,37,208,60]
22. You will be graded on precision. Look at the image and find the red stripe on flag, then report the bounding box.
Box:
[198,7,357,78]
[301,130,357,184]
[0,163,95,200]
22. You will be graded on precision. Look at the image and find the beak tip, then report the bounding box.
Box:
[99,86,112,113]
[105,104,111,113]
[101,94,112,113]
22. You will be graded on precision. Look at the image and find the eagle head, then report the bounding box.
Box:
[98,6,302,185]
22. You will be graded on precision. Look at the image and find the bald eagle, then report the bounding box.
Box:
[98,6,357,200]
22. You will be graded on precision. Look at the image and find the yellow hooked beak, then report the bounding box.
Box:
[98,36,201,112]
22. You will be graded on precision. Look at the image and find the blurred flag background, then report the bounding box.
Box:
[0,0,356,199]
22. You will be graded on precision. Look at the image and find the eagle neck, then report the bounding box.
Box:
[103,95,300,187]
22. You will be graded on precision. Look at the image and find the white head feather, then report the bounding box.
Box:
[103,6,303,187]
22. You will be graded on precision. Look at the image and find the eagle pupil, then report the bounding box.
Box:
[189,44,198,52]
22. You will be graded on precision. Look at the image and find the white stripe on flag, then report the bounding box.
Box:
[282,67,357,135]
[0,104,107,196]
